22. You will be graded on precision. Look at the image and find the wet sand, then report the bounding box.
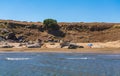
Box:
[0,48,120,54]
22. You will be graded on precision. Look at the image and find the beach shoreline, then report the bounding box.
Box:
[0,40,120,54]
[0,48,120,54]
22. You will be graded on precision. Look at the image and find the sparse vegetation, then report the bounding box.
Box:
[113,25,120,29]
[0,20,120,42]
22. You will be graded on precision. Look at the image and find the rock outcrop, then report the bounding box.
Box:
[6,32,18,41]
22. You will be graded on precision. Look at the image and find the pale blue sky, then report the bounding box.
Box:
[0,0,120,22]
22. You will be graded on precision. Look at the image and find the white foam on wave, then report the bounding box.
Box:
[5,57,31,60]
[98,55,120,57]
[66,57,95,60]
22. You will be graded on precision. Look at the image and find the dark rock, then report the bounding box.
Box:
[6,32,18,41]
[68,44,82,49]
[79,46,84,48]
[17,35,25,42]
[0,36,5,41]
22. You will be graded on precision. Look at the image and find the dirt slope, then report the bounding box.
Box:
[0,20,120,42]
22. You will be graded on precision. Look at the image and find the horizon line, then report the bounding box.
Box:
[0,19,120,23]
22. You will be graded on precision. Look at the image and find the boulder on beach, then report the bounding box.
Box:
[68,43,84,49]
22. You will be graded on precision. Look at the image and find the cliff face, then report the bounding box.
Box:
[0,20,120,42]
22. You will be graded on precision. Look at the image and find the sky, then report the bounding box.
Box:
[0,0,120,22]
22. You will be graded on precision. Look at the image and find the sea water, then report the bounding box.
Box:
[0,52,120,76]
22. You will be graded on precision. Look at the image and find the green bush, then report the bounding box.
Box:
[43,19,59,30]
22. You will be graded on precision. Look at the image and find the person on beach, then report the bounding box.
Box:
[87,43,93,48]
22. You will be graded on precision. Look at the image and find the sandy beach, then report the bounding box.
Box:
[0,48,120,54]
[0,40,120,54]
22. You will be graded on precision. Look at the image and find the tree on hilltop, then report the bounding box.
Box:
[43,19,59,30]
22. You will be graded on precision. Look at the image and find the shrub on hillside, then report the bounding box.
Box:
[43,19,60,30]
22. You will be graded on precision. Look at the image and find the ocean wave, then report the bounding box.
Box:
[98,55,120,57]
[66,57,95,60]
[5,57,31,60]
